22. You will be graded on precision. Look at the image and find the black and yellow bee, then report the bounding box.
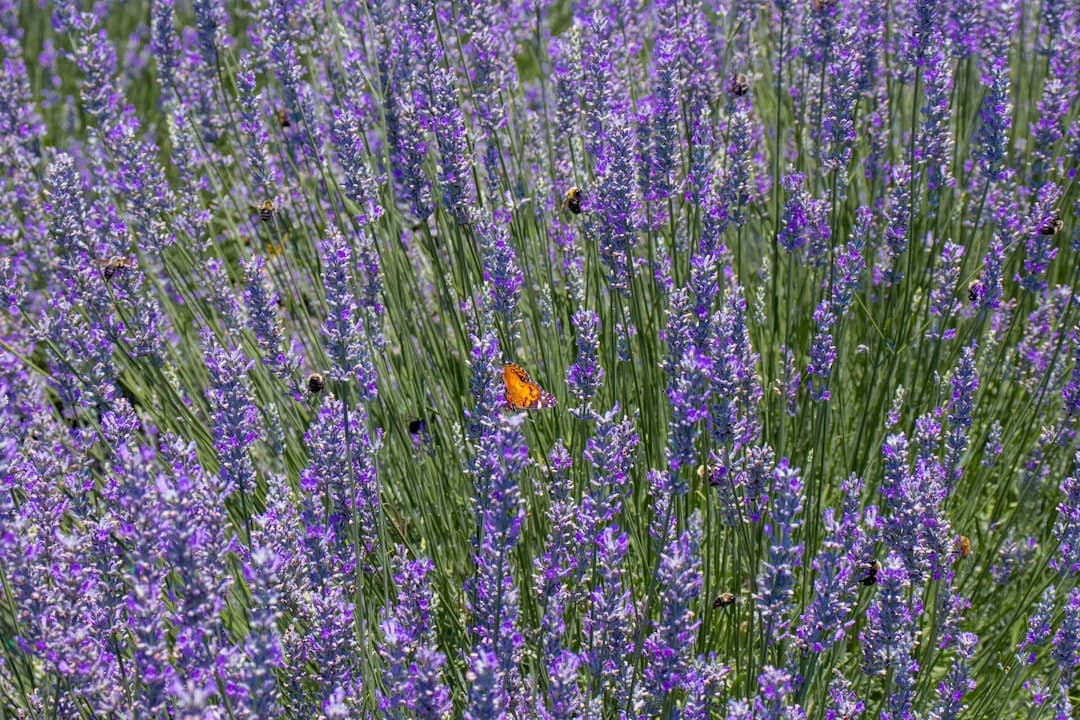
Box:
[92,255,136,281]
[712,592,736,608]
[561,186,583,215]
[1039,214,1063,236]
[728,73,750,97]
[258,199,275,222]
[858,559,882,587]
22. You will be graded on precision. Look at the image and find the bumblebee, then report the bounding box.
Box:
[276,108,290,128]
[858,559,881,587]
[92,255,136,281]
[1039,214,1063,236]
[561,186,583,215]
[259,200,275,222]
[956,535,971,559]
[728,73,750,97]
[306,373,325,394]
[712,592,736,608]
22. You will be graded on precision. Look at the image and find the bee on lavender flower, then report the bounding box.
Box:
[306,373,325,394]
[1038,213,1063,236]
[858,559,881,586]
[956,535,972,559]
[727,73,749,97]
[258,199,275,222]
[561,186,583,215]
[93,255,136,281]
[810,0,837,10]
[276,108,290,128]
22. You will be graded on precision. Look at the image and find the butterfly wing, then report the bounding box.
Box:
[503,363,556,410]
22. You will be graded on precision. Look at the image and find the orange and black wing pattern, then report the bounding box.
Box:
[502,363,556,410]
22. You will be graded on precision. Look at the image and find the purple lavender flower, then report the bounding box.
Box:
[1030,27,1079,184]
[666,346,711,481]
[644,512,703,701]
[243,257,299,382]
[464,650,503,720]
[1052,451,1080,576]
[978,235,1006,311]
[715,96,756,229]
[583,404,639,530]
[752,665,804,720]
[467,400,529,715]
[320,229,378,400]
[202,328,261,502]
[1050,588,1080,683]
[583,526,635,708]
[972,55,1012,180]
[331,108,385,226]
[425,64,475,224]
[930,632,977,720]
[797,474,872,653]
[1020,584,1057,664]
[806,303,837,402]
[587,117,642,294]
[926,241,963,340]
[378,556,453,719]
[476,213,524,329]
[567,309,605,411]
[826,671,865,719]
[301,396,382,566]
[882,162,912,283]
[820,26,859,196]
[860,553,919,717]
[755,458,803,643]
[944,343,978,486]
[777,172,829,261]
[1019,182,1062,293]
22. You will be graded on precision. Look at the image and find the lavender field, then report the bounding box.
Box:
[1,0,1079,717]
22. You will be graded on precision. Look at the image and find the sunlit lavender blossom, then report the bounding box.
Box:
[755,458,803,643]
[1053,451,1080,576]
[567,309,604,410]
[861,553,919,716]
[972,55,1011,180]
[321,229,378,400]
[202,328,261,501]
[378,556,452,719]
[944,342,978,486]
[644,512,702,701]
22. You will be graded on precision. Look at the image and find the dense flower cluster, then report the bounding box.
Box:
[1,0,1079,717]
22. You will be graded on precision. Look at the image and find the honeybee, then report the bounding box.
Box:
[712,592,736,608]
[956,535,971,558]
[306,373,325,394]
[1039,214,1063,236]
[728,73,750,97]
[810,0,836,10]
[858,559,881,586]
[276,109,290,128]
[93,255,136,281]
[258,200,275,222]
[561,186,583,215]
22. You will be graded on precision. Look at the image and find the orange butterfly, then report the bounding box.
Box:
[502,363,556,410]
